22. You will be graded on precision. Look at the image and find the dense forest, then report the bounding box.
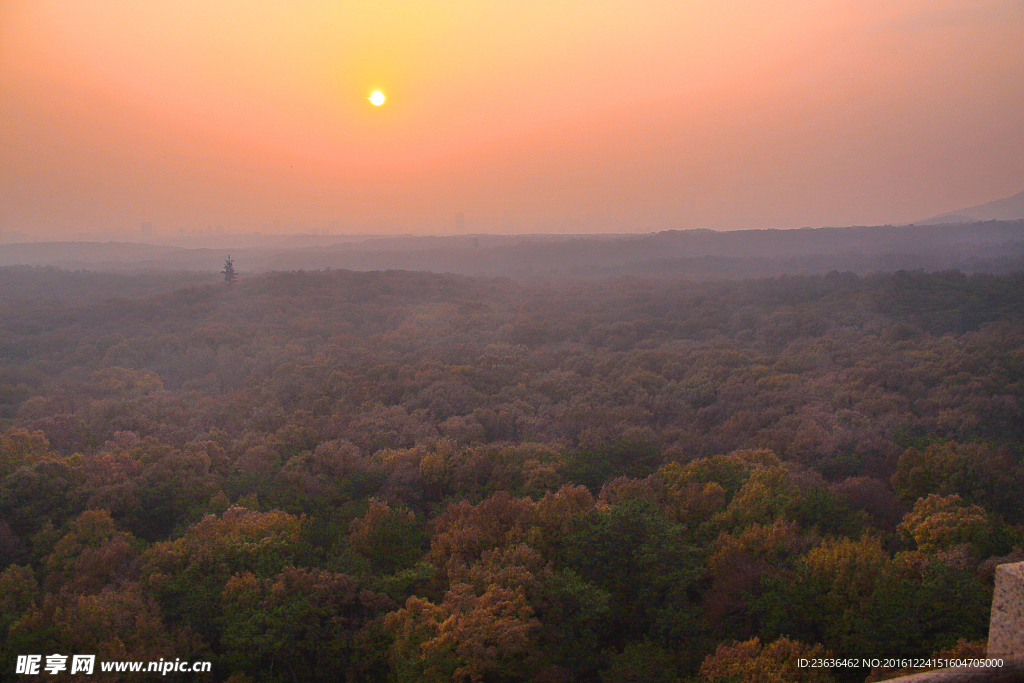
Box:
[2,266,1024,682]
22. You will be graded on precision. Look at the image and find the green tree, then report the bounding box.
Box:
[348,498,426,574]
[561,499,703,643]
[221,567,392,682]
[141,507,304,643]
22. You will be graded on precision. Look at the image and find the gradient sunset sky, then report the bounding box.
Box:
[1,0,1022,236]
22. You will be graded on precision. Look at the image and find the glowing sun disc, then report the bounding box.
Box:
[369,90,385,106]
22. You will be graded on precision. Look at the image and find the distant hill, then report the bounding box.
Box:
[3,220,1024,280]
[919,190,1024,224]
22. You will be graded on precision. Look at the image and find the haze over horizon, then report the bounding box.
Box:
[2,0,1022,238]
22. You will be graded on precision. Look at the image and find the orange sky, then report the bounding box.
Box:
[1,0,1022,236]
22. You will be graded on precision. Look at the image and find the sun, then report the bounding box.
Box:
[368,90,385,106]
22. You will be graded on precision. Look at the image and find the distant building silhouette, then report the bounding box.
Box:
[223,256,238,288]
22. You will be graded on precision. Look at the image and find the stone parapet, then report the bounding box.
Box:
[988,562,1024,659]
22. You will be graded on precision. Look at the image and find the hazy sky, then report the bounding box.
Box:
[1,0,1022,236]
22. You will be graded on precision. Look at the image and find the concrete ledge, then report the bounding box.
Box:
[988,562,1024,658]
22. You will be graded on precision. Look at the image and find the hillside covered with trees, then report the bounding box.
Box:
[2,266,1023,682]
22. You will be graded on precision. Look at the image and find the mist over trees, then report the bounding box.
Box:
[1,220,1023,280]
[0,263,1022,681]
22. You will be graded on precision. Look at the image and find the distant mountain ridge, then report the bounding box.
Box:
[919,190,1024,224]
[3,220,1024,280]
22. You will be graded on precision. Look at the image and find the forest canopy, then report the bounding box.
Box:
[1,266,1022,682]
